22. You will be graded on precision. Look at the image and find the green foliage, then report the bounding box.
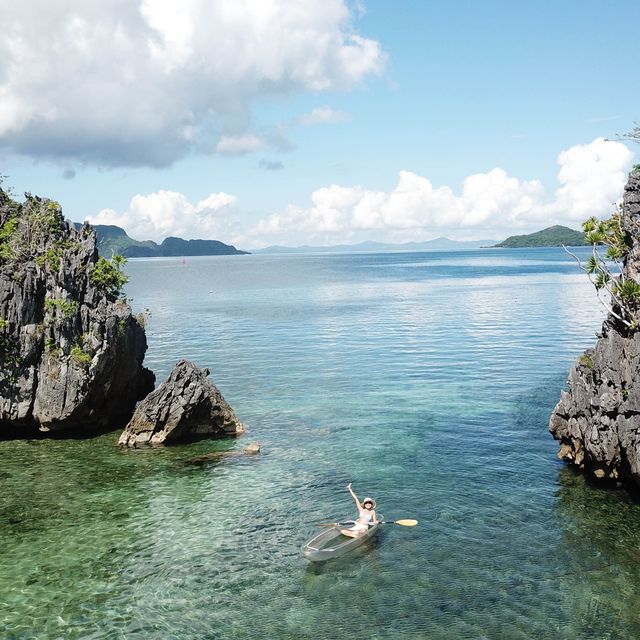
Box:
[90,255,128,299]
[35,246,63,272]
[594,272,610,291]
[44,298,78,318]
[578,354,593,369]
[624,125,640,143]
[632,164,640,177]
[576,204,640,328]
[0,194,65,265]
[70,344,92,367]
[44,337,59,352]
[584,230,604,245]
[582,216,598,233]
[581,214,627,254]
[614,279,640,302]
[0,317,22,371]
[585,255,598,274]
[0,216,19,260]
[605,245,625,261]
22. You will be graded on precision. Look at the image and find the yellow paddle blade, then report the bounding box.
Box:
[394,519,418,526]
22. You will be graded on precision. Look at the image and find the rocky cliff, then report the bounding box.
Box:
[0,188,154,434]
[550,171,640,487]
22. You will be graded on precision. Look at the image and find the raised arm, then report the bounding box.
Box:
[346,483,360,508]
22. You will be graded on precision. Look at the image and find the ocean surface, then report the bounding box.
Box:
[2,247,640,639]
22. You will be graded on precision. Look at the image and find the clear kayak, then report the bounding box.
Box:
[302,517,383,562]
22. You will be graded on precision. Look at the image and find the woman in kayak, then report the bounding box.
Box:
[341,483,379,538]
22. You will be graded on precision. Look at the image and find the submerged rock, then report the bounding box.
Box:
[184,442,261,466]
[550,172,640,487]
[0,189,154,434]
[118,360,244,447]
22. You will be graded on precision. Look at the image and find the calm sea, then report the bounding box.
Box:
[2,247,640,639]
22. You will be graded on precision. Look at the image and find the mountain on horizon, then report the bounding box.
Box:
[253,237,496,254]
[74,223,249,257]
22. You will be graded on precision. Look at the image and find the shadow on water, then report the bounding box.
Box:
[303,534,383,575]
[551,466,640,638]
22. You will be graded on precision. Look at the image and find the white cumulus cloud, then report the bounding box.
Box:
[551,137,634,219]
[85,138,634,248]
[0,0,384,167]
[89,190,238,242]
[245,138,634,246]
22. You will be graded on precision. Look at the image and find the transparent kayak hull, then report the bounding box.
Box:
[302,518,382,562]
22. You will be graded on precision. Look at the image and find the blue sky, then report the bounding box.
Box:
[1,0,638,248]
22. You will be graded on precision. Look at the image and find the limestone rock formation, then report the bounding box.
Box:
[0,189,154,433]
[550,171,640,486]
[118,359,244,446]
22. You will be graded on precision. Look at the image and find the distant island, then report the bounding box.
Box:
[254,237,496,254]
[75,223,249,257]
[493,225,587,248]
[77,223,589,256]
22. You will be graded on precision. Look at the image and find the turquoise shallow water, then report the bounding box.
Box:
[2,247,640,639]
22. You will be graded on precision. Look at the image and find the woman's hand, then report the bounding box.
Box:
[347,483,359,507]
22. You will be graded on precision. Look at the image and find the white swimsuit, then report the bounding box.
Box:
[351,507,375,532]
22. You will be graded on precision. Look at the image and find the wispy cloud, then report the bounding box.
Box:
[586,115,623,123]
[296,106,350,126]
[259,159,284,171]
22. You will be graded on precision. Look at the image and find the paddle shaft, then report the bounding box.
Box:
[315,519,417,528]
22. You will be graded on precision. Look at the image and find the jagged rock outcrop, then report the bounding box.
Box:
[118,359,244,446]
[550,171,640,486]
[0,189,154,433]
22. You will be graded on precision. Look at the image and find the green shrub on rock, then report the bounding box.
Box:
[70,344,92,368]
[567,207,640,329]
[35,246,63,272]
[578,354,593,369]
[0,318,22,371]
[90,255,128,300]
[0,217,18,261]
[44,298,78,318]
